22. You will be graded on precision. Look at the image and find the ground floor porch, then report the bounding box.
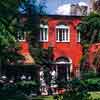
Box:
[1,60,80,95]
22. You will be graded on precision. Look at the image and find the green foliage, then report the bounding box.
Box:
[55,77,100,100]
[32,47,53,86]
[31,95,54,100]
[78,13,100,73]
[55,79,92,100]
[78,12,100,45]
[93,49,100,73]
[0,21,24,65]
[0,0,19,34]
[82,71,97,79]
[0,0,25,65]
[0,0,47,64]
[0,83,28,100]
[16,80,39,96]
[89,92,100,100]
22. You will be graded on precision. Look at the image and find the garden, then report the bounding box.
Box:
[0,0,100,100]
[1,75,100,100]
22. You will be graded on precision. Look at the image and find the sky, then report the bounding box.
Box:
[19,0,91,15]
[44,0,90,14]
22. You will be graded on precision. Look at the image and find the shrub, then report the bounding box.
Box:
[54,79,92,100]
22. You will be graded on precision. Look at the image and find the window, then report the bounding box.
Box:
[56,25,70,42]
[77,32,80,42]
[17,31,26,41]
[39,24,48,42]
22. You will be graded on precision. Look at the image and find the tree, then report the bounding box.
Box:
[18,0,54,87]
[93,49,100,74]
[18,0,47,45]
[78,12,100,73]
[0,0,50,97]
[0,0,19,33]
[0,0,25,77]
[0,0,47,69]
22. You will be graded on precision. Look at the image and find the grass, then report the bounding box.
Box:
[89,91,100,99]
[31,92,100,100]
[86,78,100,83]
[31,96,54,100]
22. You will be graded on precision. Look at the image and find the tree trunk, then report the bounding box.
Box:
[81,31,97,75]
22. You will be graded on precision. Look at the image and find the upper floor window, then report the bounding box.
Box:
[77,31,80,42]
[39,24,48,42]
[17,31,26,41]
[56,25,70,42]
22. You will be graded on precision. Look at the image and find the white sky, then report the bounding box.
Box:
[45,0,90,14]
[55,2,88,15]
[55,4,71,15]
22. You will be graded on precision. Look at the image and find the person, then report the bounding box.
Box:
[39,67,48,95]
[50,67,57,94]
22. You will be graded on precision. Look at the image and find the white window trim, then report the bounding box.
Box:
[56,25,70,42]
[17,31,26,41]
[77,32,80,42]
[56,61,72,64]
[39,24,48,42]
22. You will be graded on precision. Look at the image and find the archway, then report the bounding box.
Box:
[55,57,72,82]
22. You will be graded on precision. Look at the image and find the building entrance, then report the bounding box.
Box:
[55,57,72,83]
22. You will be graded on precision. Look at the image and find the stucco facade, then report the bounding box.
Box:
[40,15,82,75]
[19,15,83,78]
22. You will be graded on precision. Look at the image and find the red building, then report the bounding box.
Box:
[19,15,82,79]
[19,15,83,79]
[40,15,82,78]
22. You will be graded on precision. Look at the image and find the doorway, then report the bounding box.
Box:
[55,57,72,83]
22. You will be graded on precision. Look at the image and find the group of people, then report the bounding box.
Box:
[39,67,57,95]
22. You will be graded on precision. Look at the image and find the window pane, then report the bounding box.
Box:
[59,29,62,41]
[56,25,70,42]
[40,25,48,41]
[62,29,65,41]
[44,28,47,40]
[41,28,44,40]
[66,29,68,41]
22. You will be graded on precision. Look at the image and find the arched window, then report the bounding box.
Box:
[56,24,70,42]
[39,24,48,42]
